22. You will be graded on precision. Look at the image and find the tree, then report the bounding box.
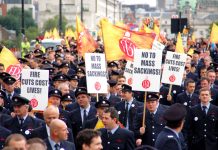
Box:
[179,0,197,10]
[25,26,39,41]
[43,15,68,33]
[0,7,36,35]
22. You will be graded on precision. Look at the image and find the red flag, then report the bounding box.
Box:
[76,16,98,57]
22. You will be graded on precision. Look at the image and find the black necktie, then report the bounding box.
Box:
[150,113,155,120]
[124,102,129,127]
[150,113,155,124]
[202,106,207,116]
[54,144,60,150]
[107,131,112,139]
[188,94,191,99]
[19,118,24,127]
[83,109,87,127]
[8,94,11,101]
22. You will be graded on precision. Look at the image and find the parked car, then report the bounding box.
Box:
[30,39,64,51]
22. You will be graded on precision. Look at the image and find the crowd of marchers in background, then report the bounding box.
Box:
[0,36,218,150]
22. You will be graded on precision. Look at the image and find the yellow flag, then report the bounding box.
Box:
[44,31,50,39]
[115,21,128,29]
[144,25,153,33]
[175,32,184,53]
[52,28,60,39]
[153,24,160,36]
[210,23,218,43]
[65,28,76,39]
[0,47,21,79]
[94,119,105,130]
[76,16,97,57]
[49,30,53,38]
[101,19,155,61]
[187,48,194,56]
[191,33,196,43]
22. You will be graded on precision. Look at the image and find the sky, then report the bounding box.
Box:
[120,0,157,7]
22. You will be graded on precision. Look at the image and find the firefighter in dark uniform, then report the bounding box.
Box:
[186,88,218,150]
[99,107,135,150]
[0,90,10,115]
[155,103,187,150]
[115,84,143,131]
[68,87,97,139]
[134,92,168,147]
[85,96,110,129]
[0,125,11,149]
[2,76,20,112]
[176,79,200,109]
[2,95,44,138]
[48,89,71,127]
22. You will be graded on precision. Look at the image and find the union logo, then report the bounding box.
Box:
[119,32,136,59]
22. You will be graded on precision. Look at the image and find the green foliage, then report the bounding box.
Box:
[43,15,68,33]
[25,26,39,41]
[0,7,37,35]
[66,25,75,32]
[179,0,197,10]
[1,34,22,49]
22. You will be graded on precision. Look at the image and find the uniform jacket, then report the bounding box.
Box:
[108,94,121,107]
[176,92,200,108]
[3,115,44,138]
[0,125,11,149]
[99,127,135,150]
[115,99,143,131]
[134,104,168,146]
[155,127,183,150]
[85,117,98,129]
[30,125,74,143]
[68,105,97,138]
[187,104,218,150]
[44,138,75,150]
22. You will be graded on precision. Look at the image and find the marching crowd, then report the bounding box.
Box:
[0,36,218,150]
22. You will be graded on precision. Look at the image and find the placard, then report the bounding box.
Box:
[132,49,162,92]
[152,40,165,51]
[161,51,187,85]
[124,61,134,86]
[85,53,107,93]
[21,69,49,111]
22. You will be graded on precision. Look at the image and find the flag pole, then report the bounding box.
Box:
[96,93,99,102]
[142,92,147,128]
[167,84,173,103]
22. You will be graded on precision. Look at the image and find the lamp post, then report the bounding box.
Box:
[81,0,83,21]
[21,0,25,35]
[114,0,116,23]
[106,0,108,17]
[59,0,62,36]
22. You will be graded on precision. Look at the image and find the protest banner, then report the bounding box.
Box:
[132,49,162,127]
[85,53,107,94]
[124,60,134,86]
[132,49,162,92]
[152,40,165,51]
[161,51,187,86]
[181,34,188,48]
[21,69,49,111]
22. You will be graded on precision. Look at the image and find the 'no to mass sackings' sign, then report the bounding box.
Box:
[85,53,107,93]
[124,61,134,86]
[132,49,162,92]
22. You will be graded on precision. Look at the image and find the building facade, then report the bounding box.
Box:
[37,0,121,32]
